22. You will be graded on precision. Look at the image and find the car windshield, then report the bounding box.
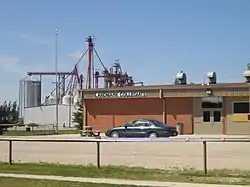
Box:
[122,122,131,126]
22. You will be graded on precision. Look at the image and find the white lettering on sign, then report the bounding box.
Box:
[95,91,147,98]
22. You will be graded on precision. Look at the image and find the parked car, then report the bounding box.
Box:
[105,118,178,138]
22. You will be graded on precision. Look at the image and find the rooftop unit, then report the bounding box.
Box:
[207,71,217,84]
[174,70,187,85]
[244,63,250,82]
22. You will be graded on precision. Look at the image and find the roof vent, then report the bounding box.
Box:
[174,70,187,85]
[207,71,217,84]
[244,63,250,82]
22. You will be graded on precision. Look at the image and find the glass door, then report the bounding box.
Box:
[202,109,222,124]
[213,110,222,123]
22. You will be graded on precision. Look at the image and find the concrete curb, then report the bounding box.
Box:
[0,173,247,187]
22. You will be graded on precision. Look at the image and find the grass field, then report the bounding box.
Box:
[0,178,142,187]
[0,163,250,185]
[2,130,78,136]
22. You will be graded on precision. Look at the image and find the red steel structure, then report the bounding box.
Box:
[27,66,83,101]
[27,35,143,93]
[84,36,143,89]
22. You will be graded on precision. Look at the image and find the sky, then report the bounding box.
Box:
[0,0,250,103]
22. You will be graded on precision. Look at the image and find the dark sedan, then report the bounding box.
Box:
[105,118,178,138]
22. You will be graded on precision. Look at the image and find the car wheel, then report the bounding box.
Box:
[148,132,158,138]
[111,131,120,138]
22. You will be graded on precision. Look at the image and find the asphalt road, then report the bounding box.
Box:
[0,134,250,170]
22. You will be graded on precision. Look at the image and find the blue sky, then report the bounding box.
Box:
[0,0,250,103]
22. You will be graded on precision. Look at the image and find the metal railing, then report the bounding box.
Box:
[0,137,250,174]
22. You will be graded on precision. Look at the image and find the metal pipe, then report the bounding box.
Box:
[59,75,62,101]
[87,36,93,89]
[23,81,26,120]
[92,50,95,89]
[248,82,250,123]
[96,141,100,168]
[55,29,59,134]
[1,137,250,143]
[203,141,207,174]
[69,98,72,128]
[94,71,99,89]
[9,140,12,165]
[18,80,22,118]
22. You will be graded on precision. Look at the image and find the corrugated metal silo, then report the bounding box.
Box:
[18,77,42,118]
[25,79,42,107]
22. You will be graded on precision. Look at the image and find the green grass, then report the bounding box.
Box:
[0,178,142,187]
[2,130,78,136]
[1,163,250,185]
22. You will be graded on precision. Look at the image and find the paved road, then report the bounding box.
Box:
[0,134,250,170]
[0,173,246,187]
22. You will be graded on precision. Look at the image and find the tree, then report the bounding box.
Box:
[0,100,19,124]
[72,100,83,130]
[10,101,19,123]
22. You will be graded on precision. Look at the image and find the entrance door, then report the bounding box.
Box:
[202,109,223,134]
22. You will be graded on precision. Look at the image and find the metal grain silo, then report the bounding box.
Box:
[24,79,42,107]
[19,77,42,118]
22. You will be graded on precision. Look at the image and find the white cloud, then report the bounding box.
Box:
[17,32,31,37]
[69,51,84,59]
[0,55,49,103]
[0,55,25,103]
[32,40,47,45]
[17,32,47,45]
[0,55,25,76]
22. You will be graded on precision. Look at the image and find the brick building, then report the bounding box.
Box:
[81,82,250,135]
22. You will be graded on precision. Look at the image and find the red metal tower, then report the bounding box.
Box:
[86,36,94,89]
[29,36,143,91]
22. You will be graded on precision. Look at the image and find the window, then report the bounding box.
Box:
[134,120,148,127]
[202,102,222,108]
[214,111,221,122]
[202,97,222,109]
[134,123,142,127]
[233,102,249,113]
[143,122,151,127]
[203,111,210,122]
[123,122,135,127]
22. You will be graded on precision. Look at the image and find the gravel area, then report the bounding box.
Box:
[0,135,250,170]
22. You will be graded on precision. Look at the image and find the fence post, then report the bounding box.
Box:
[9,140,13,165]
[96,141,100,168]
[203,141,207,174]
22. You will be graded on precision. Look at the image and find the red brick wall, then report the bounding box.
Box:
[165,97,193,134]
[85,97,193,133]
[86,98,162,132]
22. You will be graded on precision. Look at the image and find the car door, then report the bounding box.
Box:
[127,120,149,137]
[123,121,137,137]
[117,123,129,137]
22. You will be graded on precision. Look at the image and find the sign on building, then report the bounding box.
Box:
[95,91,147,98]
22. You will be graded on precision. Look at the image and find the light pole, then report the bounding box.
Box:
[69,96,72,128]
[248,82,250,123]
[55,29,59,134]
[246,63,250,123]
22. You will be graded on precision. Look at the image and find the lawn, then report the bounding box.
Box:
[0,163,250,185]
[2,130,78,136]
[0,178,142,187]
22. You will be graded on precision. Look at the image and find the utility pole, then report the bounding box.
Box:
[248,82,250,122]
[68,93,72,128]
[55,29,59,134]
